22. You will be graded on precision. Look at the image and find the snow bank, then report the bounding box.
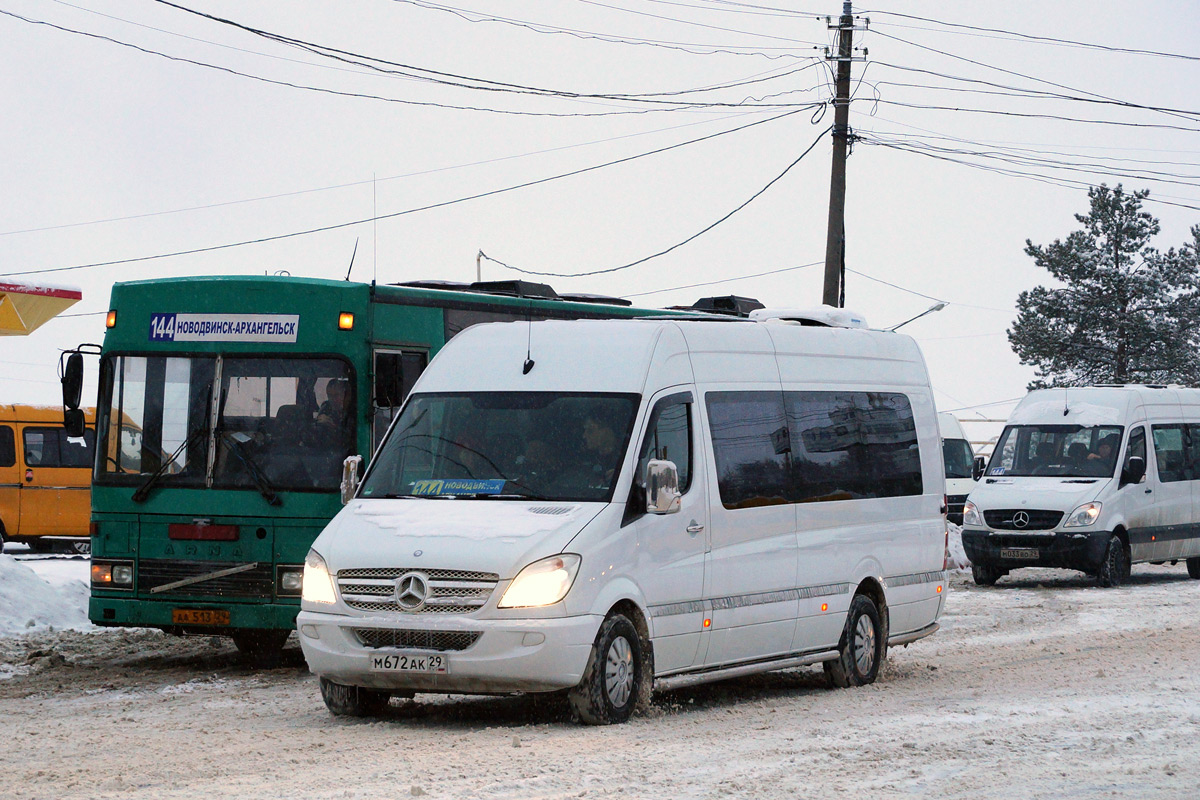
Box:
[0,556,92,635]
[946,522,971,571]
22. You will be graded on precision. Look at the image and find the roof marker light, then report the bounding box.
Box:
[338,312,354,330]
[106,310,117,328]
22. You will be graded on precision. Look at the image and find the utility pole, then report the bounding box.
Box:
[822,2,866,307]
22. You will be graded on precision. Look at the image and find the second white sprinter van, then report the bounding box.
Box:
[298,316,948,723]
[939,412,977,525]
[963,385,1200,587]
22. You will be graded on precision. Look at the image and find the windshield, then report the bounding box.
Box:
[97,354,354,492]
[361,392,639,502]
[988,424,1124,478]
[943,438,975,479]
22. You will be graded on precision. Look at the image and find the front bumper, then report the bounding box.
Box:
[297,609,601,694]
[89,596,300,632]
[961,527,1112,572]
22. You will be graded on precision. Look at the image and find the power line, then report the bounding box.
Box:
[0,110,775,237]
[479,124,830,278]
[623,261,823,297]
[0,108,810,279]
[866,10,1200,62]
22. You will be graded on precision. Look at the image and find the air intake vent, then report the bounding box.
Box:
[528,506,574,516]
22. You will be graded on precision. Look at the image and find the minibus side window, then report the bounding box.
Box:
[1124,426,1146,483]
[0,426,13,468]
[1188,425,1200,481]
[706,391,789,510]
[1151,425,1189,483]
[636,397,692,494]
[785,391,923,502]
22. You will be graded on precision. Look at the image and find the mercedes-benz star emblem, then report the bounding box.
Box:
[395,571,430,612]
[1012,511,1030,529]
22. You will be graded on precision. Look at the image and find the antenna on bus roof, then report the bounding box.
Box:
[344,238,359,282]
[523,299,535,375]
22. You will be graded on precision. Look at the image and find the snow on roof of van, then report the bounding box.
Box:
[749,306,869,329]
[1010,387,1141,426]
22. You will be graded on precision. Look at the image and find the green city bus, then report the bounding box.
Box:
[79,275,755,661]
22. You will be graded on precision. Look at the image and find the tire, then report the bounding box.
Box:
[71,540,91,556]
[26,539,54,554]
[1097,535,1130,588]
[568,613,644,725]
[319,677,391,717]
[1188,558,1200,579]
[971,562,1005,586]
[825,594,885,689]
[231,629,290,668]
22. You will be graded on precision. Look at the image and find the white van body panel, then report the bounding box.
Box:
[963,386,1200,576]
[299,318,947,698]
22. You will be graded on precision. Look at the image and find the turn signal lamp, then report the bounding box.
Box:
[338,312,354,330]
[91,563,112,585]
[105,310,117,328]
[937,585,943,594]
[703,618,711,629]
[821,603,828,612]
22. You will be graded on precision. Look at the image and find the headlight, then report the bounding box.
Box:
[301,550,337,605]
[962,501,984,527]
[1064,502,1102,528]
[498,554,581,609]
[91,560,134,589]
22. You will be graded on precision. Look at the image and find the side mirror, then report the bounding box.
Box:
[64,408,86,439]
[1122,455,1146,487]
[62,352,84,411]
[645,459,681,515]
[340,455,364,505]
[972,455,986,481]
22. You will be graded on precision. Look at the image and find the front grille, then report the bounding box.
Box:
[338,567,500,614]
[946,494,969,511]
[353,628,482,651]
[138,559,273,599]
[983,509,1063,531]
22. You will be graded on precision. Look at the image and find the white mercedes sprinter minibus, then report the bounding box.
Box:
[963,385,1200,587]
[939,412,977,525]
[298,316,948,723]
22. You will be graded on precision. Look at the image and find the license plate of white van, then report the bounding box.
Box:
[369,652,448,673]
[1000,548,1039,559]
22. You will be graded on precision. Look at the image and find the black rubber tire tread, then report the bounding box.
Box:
[1188,557,1200,579]
[1097,535,1130,588]
[230,629,290,668]
[568,613,642,725]
[825,594,884,689]
[971,562,1005,586]
[319,677,391,717]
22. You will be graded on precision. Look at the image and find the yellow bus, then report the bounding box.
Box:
[0,405,95,554]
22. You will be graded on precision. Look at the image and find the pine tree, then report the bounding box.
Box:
[1009,185,1200,389]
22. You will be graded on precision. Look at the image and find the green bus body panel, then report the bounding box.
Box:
[91,276,684,634]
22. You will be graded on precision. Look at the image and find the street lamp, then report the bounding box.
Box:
[889,301,947,331]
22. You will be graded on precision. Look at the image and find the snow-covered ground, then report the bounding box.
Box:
[1,546,1199,799]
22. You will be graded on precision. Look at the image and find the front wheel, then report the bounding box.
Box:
[1187,558,1200,579]
[568,613,644,725]
[319,677,391,717]
[825,594,884,689]
[1097,535,1130,588]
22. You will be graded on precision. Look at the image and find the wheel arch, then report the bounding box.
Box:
[605,597,655,709]
[853,577,890,648]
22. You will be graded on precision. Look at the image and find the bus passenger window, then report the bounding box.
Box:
[0,425,14,468]
[373,350,427,452]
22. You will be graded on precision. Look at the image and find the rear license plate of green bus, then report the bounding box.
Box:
[370,652,448,673]
[1000,548,1039,560]
[172,609,230,626]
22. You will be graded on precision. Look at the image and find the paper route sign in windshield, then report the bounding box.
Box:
[410,479,507,496]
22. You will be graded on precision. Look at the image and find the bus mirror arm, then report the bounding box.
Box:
[341,455,364,505]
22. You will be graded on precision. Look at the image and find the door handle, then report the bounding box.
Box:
[686,522,704,535]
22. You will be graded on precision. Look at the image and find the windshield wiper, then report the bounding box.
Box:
[221,433,282,506]
[132,428,205,504]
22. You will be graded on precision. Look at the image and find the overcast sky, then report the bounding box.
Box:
[3,0,1198,447]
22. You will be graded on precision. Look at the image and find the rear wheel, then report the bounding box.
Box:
[825,594,884,689]
[1097,535,1130,588]
[70,540,91,556]
[319,677,391,717]
[568,613,643,725]
[1187,557,1200,579]
[231,629,290,668]
[971,562,1005,586]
